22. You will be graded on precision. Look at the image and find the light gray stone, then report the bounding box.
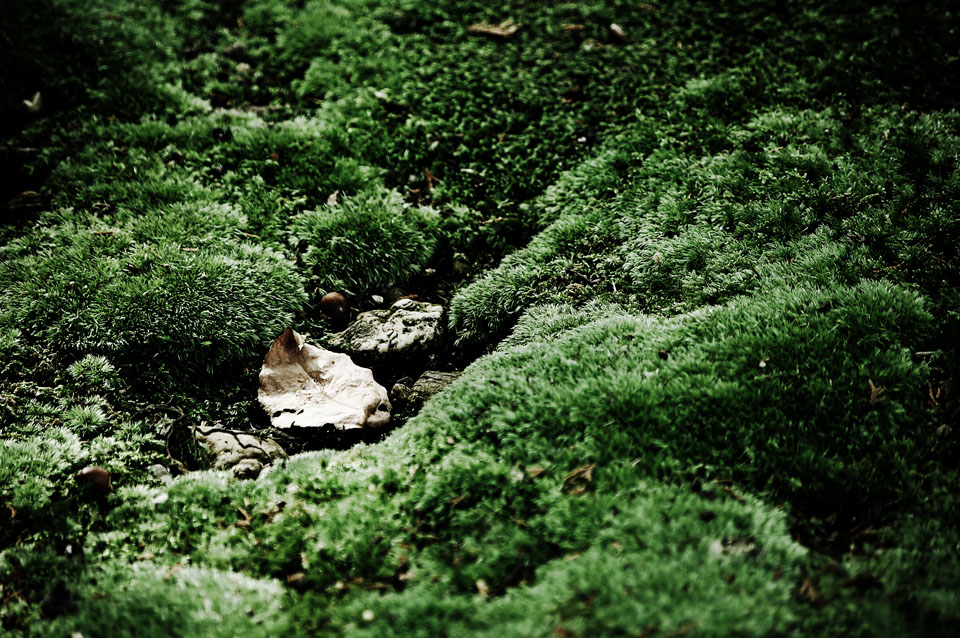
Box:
[194,426,286,479]
[327,299,443,363]
[411,371,461,398]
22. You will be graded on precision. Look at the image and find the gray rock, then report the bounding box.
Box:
[328,299,444,363]
[195,426,286,480]
[411,371,461,398]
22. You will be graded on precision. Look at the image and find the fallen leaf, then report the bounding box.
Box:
[467,19,520,38]
[665,622,698,637]
[563,464,596,486]
[447,493,470,506]
[868,379,886,405]
[258,329,391,430]
[561,23,585,31]
[287,572,306,585]
[22,92,43,114]
[476,579,489,598]
[525,465,546,478]
[609,23,625,38]
[164,563,183,580]
[799,576,823,603]
[722,486,745,503]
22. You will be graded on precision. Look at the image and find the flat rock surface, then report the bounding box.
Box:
[195,426,286,479]
[259,328,391,431]
[411,370,462,397]
[328,298,443,362]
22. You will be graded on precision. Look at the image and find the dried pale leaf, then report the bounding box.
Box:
[22,92,43,114]
[476,579,489,598]
[447,493,469,506]
[467,19,520,38]
[259,329,391,430]
[525,465,546,478]
[286,572,306,585]
[563,463,596,486]
[799,576,823,603]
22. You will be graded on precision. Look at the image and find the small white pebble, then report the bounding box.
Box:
[362,609,375,622]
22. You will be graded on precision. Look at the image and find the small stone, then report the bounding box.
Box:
[327,299,443,364]
[148,464,173,484]
[452,259,471,276]
[391,382,412,401]
[232,458,265,479]
[411,371,461,398]
[222,41,246,58]
[371,294,384,305]
[361,609,375,623]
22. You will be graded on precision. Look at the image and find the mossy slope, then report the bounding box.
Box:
[1,0,958,636]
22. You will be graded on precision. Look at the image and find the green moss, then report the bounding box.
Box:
[0,230,305,376]
[2,0,959,635]
[292,187,438,295]
[36,563,291,638]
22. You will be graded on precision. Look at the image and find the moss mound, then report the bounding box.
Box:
[1,0,958,636]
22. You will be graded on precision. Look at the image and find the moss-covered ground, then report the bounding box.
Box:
[1,0,959,635]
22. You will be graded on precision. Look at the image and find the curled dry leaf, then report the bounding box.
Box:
[563,463,596,486]
[799,576,823,604]
[467,19,520,38]
[258,329,391,430]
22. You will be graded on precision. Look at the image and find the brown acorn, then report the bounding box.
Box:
[320,291,350,323]
[75,466,113,495]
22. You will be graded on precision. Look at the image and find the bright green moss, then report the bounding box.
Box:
[37,563,291,638]
[0,229,305,376]
[292,187,438,295]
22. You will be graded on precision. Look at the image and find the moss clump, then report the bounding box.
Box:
[0,231,305,376]
[292,188,439,295]
[450,106,960,350]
